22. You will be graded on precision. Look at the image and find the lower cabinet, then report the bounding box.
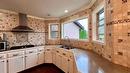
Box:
[0,59,7,73]
[38,51,44,65]
[44,49,53,63]
[68,58,74,73]
[61,56,69,73]
[25,53,38,69]
[0,46,75,73]
[55,52,62,68]
[8,56,25,73]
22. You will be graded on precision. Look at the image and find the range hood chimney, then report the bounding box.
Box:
[11,13,34,32]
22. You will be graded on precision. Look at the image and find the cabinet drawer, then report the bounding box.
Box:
[0,54,6,59]
[7,51,24,58]
[26,49,37,54]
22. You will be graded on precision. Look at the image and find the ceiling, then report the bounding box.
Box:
[0,0,94,18]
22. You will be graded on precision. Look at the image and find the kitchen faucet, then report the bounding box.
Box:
[64,36,72,49]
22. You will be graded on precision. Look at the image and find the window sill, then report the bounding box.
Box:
[62,38,89,42]
[92,40,105,45]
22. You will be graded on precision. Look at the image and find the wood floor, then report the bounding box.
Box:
[19,64,65,73]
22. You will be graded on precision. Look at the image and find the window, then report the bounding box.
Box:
[97,9,105,41]
[62,18,89,40]
[49,24,58,39]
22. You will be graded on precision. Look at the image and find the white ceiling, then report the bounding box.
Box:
[0,0,94,18]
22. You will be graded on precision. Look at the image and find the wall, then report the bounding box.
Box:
[0,11,45,47]
[60,0,130,68]
[92,0,130,68]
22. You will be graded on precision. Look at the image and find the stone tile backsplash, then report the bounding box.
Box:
[0,12,45,47]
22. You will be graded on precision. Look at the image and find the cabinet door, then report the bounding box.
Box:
[44,50,52,63]
[8,56,25,73]
[38,51,44,65]
[55,53,62,68]
[0,59,7,73]
[52,50,56,65]
[61,56,69,73]
[25,53,38,69]
[68,59,74,73]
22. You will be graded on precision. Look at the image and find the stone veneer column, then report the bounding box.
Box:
[106,0,130,68]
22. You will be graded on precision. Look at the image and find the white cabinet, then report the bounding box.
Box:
[61,56,69,73]
[52,49,56,65]
[38,48,44,65]
[7,51,25,73]
[25,49,38,69]
[8,56,25,73]
[0,59,7,73]
[55,50,62,68]
[44,49,53,63]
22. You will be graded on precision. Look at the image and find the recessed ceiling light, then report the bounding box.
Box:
[64,10,68,13]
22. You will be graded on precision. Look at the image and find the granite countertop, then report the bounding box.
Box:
[70,49,129,73]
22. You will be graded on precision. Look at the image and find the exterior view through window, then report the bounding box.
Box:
[97,9,105,41]
[62,18,88,40]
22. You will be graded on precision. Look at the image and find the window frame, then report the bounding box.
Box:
[96,8,105,42]
[61,16,90,41]
[48,23,59,40]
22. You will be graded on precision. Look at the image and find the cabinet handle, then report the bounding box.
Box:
[29,51,33,53]
[13,54,19,57]
[0,60,4,62]
[0,56,3,59]
[39,50,42,52]
[21,57,24,58]
[47,49,50,51]
[63,53,66,56]
[57,51,59,53]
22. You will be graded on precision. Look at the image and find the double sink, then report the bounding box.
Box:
[60,45,74,50]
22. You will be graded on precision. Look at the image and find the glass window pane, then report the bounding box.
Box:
[99,11,104,20]
[98,26,104,34]
[51,31,58,38]
[50,24,58,31]
[97,9,105,41]
[62,18,89,40]
[99,34,104,41]
[99,20,104,26]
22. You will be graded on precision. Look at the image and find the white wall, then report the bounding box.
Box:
[62,22,80,39]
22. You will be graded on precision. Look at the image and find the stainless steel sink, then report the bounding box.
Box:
[60,45,73,50]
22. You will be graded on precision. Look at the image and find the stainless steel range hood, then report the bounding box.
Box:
[11,13,34,32]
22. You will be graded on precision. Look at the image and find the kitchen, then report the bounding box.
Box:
[0,0,130,73]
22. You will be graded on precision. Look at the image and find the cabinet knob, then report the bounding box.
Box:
[29,51,33,53]
[0,56,3,59]
[13,54,19,57]
[1,61,4,62]
[68,59,70,61]
[63,53,66,56]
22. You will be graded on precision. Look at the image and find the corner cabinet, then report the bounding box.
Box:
[38,47,45,65]
[44,48,53,63]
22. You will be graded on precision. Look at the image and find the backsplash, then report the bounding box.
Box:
[0,12,45,47]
